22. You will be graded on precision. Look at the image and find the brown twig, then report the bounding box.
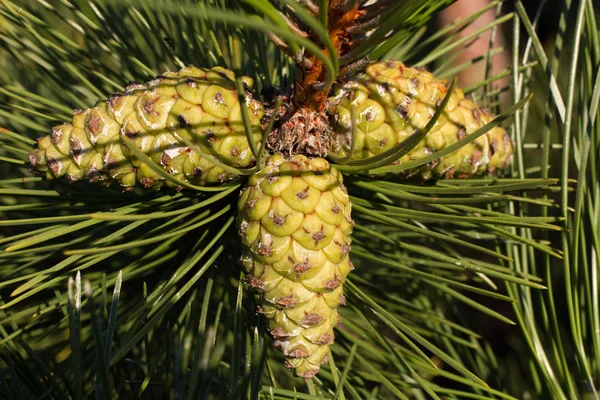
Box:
[345,15,380,35]
[265,32,314,70]
[337,0,359,13]
[338,57,370,77]
[297,0,320,15]
[360,0,395,12]
[355,0,395,24]
[294,0,364,108]
[282,5,324,44]
[279,11,309,38]
[293,49,314,70]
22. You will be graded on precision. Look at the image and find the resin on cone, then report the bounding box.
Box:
[237,155,353,378]
[328,60,513,179]
[28,66,264,189]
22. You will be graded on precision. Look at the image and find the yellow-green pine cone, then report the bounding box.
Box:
[237,155,354,379]
[28,66,264,189]
[328,60,514,179]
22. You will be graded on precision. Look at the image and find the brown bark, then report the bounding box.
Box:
[294,0,364,110]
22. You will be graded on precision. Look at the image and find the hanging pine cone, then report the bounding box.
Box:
[237,154,353,378]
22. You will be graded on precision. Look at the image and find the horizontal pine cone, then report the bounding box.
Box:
[329,60,514,179]
[28,66,264,189]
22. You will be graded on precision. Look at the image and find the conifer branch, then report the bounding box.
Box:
[0,0,592,398]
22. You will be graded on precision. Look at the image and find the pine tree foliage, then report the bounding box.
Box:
[0,0,597,398]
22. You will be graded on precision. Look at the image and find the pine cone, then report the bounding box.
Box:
[28,66,264,189]
[237,155,353,378]
[328,60,513,179]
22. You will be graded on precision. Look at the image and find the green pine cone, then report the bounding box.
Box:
[237,155,353,379]
[328,60,514,179]
[28,66,264,189]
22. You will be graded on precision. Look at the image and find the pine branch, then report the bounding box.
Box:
[0,0,596,398]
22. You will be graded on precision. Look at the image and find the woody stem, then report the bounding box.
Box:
[295,0,363,109]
